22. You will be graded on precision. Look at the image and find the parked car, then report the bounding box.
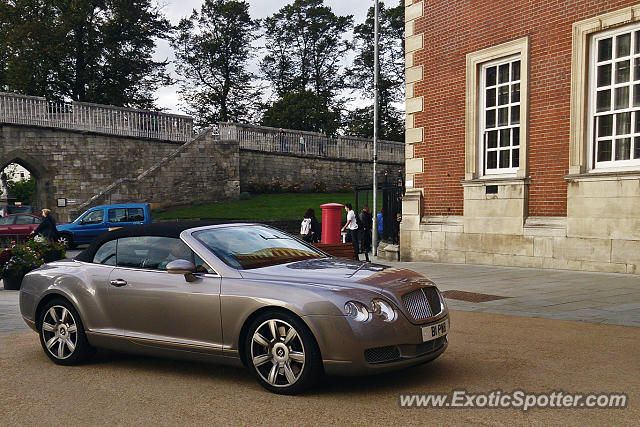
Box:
[0,204,34,216]
[0,213,42,240]
[19,222,449,394]
[56,203,151,248]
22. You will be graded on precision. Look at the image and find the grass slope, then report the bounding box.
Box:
[154,193,381,221]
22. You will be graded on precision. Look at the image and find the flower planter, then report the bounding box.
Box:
[2,271,26,290]
[43,249,64,263]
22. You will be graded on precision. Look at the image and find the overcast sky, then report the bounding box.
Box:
[154,0,373,114]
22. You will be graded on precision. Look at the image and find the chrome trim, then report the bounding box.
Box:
[87,330,223,351]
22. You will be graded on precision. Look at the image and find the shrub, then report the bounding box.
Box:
[312,181,327,193]
[239,192,251,200]
[0,239,66,279]
[286,183,301,193]
[270,179,283,193]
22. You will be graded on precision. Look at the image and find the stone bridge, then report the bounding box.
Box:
[0,92,404,221]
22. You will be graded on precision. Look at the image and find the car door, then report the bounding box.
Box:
[106,236,223,353]
[12,215,37,238]
[74,209,108,243]
[0,215,15,237]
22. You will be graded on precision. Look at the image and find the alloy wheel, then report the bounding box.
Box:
[41,305,78,360]
[250,319,306,387]
[57,235,69,247]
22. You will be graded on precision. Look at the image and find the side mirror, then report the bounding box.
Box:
[166,259,198,282]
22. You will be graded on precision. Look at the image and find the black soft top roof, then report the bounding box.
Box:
[74,221,247,262]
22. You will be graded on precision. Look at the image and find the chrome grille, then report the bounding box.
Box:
[402,287,442,321]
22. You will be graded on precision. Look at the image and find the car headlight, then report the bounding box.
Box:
[371,298,397,322]
[344,301,370,322]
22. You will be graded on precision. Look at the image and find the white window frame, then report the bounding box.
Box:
[588,23,640,172]
[465,37,528,181]
[479,55,522,176]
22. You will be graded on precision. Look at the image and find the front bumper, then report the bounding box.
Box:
[303,311,449,376]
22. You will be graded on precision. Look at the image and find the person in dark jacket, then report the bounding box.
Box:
[301,208,321,243]
[358,205,372,262]
[31,209,58,242]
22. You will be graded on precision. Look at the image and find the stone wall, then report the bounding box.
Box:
[81,130,240,217]
[0,123,402,223]
[240,149,402,192]
[400,188,640,274]
[0,125,239,221]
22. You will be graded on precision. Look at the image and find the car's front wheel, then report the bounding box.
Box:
[244,311,322,394]
[38,298,94,365]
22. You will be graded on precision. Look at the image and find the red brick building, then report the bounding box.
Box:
[401,1,640,273]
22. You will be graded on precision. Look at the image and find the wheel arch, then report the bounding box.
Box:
[237,306,323,368]
[34,292,81,330]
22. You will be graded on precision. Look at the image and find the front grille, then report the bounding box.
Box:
[364,345,401,364]
[402,287,442,321]
[415,336,447,356]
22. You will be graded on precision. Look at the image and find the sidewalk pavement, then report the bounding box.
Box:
[374,256,640,327]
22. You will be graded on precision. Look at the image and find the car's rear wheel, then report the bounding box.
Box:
[244,311,322,394]
[57,233,76,249]
[38,298,93,365]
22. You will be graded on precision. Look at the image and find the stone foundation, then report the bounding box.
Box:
[400,187,640,274]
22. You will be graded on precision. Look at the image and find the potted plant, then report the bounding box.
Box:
[26,237,66,263]
[0,239,66,290]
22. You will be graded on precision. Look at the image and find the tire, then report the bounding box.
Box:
[57,233,76,249]
[244,311,322,395]
[38,298,94,365]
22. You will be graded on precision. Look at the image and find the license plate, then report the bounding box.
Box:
[421,319,449,342]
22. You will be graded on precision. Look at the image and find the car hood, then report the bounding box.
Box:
[238,257,428,291]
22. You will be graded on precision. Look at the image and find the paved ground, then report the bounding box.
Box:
[374,258,640,327]
[1,310,637,426]
[2,255,639,424]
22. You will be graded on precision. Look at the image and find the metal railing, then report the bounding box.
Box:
[218,122,404,164]
[0,92,194,142]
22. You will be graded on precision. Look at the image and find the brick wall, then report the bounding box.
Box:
[412,0,638,217]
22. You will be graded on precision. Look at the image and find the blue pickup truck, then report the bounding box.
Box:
[56,203,151,248]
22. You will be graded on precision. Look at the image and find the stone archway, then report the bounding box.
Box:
[0,149,55,214]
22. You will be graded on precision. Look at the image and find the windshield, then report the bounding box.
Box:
[193,225,326,270]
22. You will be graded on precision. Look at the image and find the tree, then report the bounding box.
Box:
[0,0,171,109]
[7,178,36,205]
[261,90,340,135]
[172,0,259,128]
[261,0,353,134]
[346,0,405,141]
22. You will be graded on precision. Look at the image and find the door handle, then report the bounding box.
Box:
[110,279,128,287]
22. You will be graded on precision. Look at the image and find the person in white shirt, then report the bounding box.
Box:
[341,203,360,261]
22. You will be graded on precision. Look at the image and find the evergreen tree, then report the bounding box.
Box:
[261,0,352,134]
[346,0,405,141]
[172,0,259,128]
[0,0,170,109]
[261,90,340,135]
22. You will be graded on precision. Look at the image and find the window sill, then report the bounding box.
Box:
[564,170,640,182]
[461,176,530,187]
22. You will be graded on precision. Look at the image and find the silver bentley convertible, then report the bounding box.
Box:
[19,222,449,394]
